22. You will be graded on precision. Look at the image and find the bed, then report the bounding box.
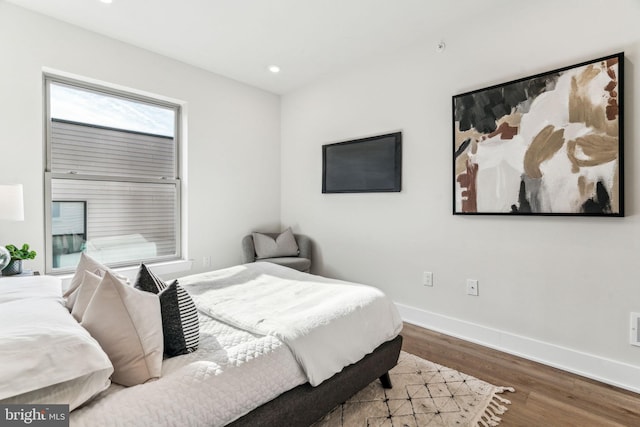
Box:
[0,261,403,426]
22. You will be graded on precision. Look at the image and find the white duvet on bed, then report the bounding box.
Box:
[70,313,306,427]
[180,262,403,386]
[70,263,401,426]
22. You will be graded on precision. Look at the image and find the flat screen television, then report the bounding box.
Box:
[322,132,402,193]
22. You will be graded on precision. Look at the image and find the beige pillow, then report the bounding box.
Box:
[81,271,163,387]
[253,228,299,259]
[70,271,102,322]
[64,253,107,298]
[65,253,128,311]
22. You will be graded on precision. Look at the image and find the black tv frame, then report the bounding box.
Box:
[322,132,402,193]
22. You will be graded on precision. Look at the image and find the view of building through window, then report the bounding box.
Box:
[46,79,180,272]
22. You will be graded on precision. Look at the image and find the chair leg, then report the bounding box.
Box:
[379,372,392,389]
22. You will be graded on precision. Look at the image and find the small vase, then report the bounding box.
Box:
[2,259,23,276]
[0,246,10,271]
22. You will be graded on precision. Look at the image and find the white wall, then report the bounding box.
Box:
[0,2,281,275]
[281,0,640,390]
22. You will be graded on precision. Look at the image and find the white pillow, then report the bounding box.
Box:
[0,275,63,304]
[1,367,114,411]
[252,228,299,259]
[64,252,128,311]
[70,271,102,322]
[81,271,164,387]
[0,298,113,410]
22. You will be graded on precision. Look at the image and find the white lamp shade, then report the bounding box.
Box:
[0,184,24,221]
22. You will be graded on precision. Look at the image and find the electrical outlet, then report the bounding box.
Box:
[631,313,640,347]
[423,271,433,287]
[202,256,211,267]
[466,279,479,296]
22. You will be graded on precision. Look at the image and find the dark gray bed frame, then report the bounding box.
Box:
[229,335,403,427]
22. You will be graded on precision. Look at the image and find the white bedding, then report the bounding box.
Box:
[180,262,403,386]
[8,263,400,426]
[71,313,306,426]
[0,275,113,410]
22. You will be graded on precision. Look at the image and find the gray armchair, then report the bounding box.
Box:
[241,233,312,272]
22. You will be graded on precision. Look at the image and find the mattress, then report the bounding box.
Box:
[70,313,306,427]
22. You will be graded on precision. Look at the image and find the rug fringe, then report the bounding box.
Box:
[476,386,515,427]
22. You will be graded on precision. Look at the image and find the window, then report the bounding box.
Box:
[44,76,181,273]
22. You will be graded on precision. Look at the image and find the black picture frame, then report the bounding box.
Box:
[452,52,624,216]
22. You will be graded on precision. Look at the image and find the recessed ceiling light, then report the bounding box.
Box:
[268,65,281,74]
[100,0,113,4]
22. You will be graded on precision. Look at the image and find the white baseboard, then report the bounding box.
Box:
[396,302,640,394]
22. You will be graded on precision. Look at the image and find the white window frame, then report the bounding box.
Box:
[43,74,182,274]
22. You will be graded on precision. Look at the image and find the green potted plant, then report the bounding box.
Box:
[2,244,37,276]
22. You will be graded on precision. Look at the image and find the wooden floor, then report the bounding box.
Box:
[401,323,640,426]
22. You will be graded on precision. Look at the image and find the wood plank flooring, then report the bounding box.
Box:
[401,322,640,426]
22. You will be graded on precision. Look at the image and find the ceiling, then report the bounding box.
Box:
[6,0,506,94]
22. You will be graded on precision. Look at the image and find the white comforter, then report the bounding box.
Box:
[71,314,306,426]
[180,262,403,386]
[71,263,401,426]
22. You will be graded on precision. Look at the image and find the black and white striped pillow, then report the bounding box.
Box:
[134,264,199,357]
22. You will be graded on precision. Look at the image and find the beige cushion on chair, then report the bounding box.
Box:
[252,228,299,259]
[242,231,312,273]
[81,271,163,387]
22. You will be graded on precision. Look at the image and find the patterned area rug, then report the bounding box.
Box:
[313,351,514,427]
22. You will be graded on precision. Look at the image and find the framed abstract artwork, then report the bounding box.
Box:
[453,52,623,216]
